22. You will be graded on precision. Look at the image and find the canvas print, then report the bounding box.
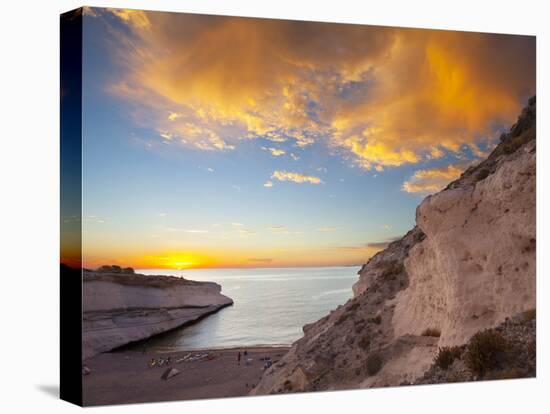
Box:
[60,6,536,406]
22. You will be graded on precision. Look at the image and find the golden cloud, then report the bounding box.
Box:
[271,170,323,184]
[99,9,535,169]
[262,147,286,156]
[402,163,467,194]
[110,9,150,29]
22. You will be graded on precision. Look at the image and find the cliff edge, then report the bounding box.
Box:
[82,269,233,359]
[252,97,536,394]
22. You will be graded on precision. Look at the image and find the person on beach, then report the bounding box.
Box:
[237,351,241,365]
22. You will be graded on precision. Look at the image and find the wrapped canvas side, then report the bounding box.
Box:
[60,7,83,407]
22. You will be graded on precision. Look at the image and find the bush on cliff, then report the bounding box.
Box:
[366,354,383,375]
[433,346,462,370]
[501,131,533,155]
[358,336,371,350]
[335,312,350,325]
[464,330,508,377]
[381,260,404,281]
[283,380,293,392]
[368,314,382,325]
[476,168,491,182]
[522,308,536,322]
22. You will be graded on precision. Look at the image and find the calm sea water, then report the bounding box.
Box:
[137,266,359,350]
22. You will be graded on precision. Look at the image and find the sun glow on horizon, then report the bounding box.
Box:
[82,243,387,271]
[151,253,212,269]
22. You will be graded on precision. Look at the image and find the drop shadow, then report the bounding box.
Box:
[36,384,59,399]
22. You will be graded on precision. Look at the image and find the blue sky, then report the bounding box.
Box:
[75,8,535,269]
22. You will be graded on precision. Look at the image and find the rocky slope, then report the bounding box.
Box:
[252,97,536,394]
[82,268,233,359]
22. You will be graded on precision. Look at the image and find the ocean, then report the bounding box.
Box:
[137,266,360,350]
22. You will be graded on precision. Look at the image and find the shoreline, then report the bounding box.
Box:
[144,344,292,353]
[83,345,290,406]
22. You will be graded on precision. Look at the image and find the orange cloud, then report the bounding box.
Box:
[97,8,534,169]
[109,8,150,29]
[330,30,534,169]
[402,163,467,194]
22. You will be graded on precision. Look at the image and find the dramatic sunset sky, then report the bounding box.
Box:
[74,7,535,269]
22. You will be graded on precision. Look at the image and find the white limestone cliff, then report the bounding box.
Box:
[82,271,233,359]
[252,97,536,394]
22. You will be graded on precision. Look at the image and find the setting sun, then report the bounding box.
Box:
[151,253,212,269]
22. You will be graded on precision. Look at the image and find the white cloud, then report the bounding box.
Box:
[168,111,181,121]
[159,131,173,140]
[271,170,323,185]
[262,146,286,156]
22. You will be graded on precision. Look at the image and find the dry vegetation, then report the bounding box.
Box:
[464,330,508,376]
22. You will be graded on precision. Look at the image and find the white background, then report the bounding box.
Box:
[0,0,548,412]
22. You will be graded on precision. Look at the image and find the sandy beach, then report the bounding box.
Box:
[82,346,290,406]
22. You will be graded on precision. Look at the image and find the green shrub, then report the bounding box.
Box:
[368,315,382,325]
[347,302,360,312]
[335,312,350,325]
[433,346,462,370]
[422,328,441,337]
[476,168,490,181]
[283,380,293,391]
[501,142,515,155]
[366,354,383,375]
[522,308,536,322]
[381,261,404,280]
[354,318,366,334]
[464,330,508,376]
[500,131,533,155]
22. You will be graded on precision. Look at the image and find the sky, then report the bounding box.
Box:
[68,7,535,269]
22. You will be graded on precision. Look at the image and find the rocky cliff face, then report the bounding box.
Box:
[82,270,233,359]
[252,97,536,394]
